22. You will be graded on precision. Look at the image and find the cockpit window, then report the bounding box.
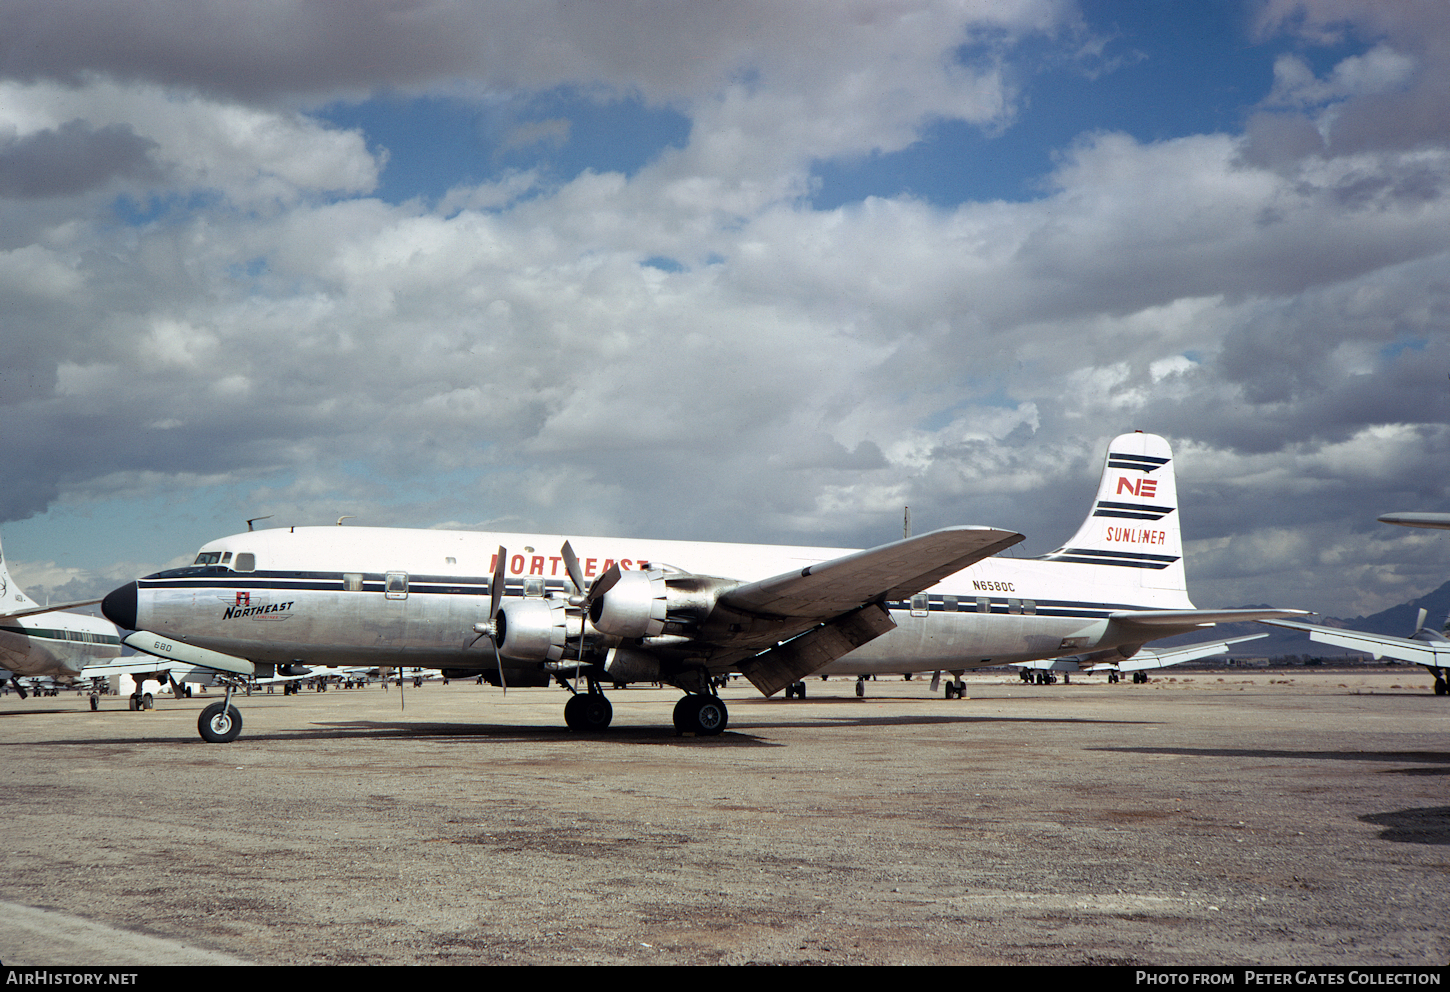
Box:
[234,553,256,572]
[193,551,225,565]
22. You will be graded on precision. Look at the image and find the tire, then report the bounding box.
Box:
[89,694,99,711]
[143,692,154,710]
[566,694,612,732]
[198,702,243,743]
[672,695,694,733]
[673,694,728,736]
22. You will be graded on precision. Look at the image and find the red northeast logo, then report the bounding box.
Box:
[236,592,250,607]
[1117,477,1158,498]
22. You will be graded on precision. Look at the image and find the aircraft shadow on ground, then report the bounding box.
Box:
[1091,745,1450,769]
[1359,807,1450,845]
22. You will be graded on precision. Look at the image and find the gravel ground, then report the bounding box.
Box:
[1,669,1446,966]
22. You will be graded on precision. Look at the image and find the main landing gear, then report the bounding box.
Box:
[673,693,728,736]
[555,677,729,736]
[563,686,614,732]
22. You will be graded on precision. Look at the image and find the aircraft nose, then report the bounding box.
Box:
[102,582,138,631]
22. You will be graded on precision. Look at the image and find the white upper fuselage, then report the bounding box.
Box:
[122,524,1196,676]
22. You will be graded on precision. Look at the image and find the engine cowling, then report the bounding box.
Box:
[496,598,568,661]
[589,568,669,638]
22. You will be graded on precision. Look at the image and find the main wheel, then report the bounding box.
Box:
[198,702,243,743]
[673,694,728,736]
[565,693,613,731]
[89,694,99,711]
[692,696,727,736]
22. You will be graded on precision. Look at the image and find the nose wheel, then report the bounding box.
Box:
[198,700,243,743]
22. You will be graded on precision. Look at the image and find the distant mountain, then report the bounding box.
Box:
[1158,579,1450,659]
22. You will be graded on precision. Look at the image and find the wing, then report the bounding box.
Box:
[706,526,1024,695]
[0,599,104,622]
[1115,633,1269,672]
[1262,619,1450,666]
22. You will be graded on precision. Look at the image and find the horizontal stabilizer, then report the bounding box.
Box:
[1262,619,1450,665]
[1111,608,1310,632]
[1116,633,1268,672]
[123,631,255,676]
[1014,633,1269,673]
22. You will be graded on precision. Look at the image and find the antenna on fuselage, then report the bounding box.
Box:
[246,515,272,532]
[337,516,354,526]
[904,506,911,540]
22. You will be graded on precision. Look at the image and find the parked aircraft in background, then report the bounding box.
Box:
[0,534,124,701]
[100,431,1305,742]
[1010,632,1269,686]
[1266,509,1450,698]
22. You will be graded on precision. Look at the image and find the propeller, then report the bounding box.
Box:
[560,541,624,687]
[470,546,509,693]
[1414,608,1428,636]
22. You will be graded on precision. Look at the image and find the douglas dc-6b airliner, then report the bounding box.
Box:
[100,432,1305,742]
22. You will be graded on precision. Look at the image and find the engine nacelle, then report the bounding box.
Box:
[496,598,568,662]
[589,569,669,638]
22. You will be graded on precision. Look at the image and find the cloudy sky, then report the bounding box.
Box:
[2,0,1447,619]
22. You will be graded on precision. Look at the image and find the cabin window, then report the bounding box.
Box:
[942,595,958,612]
[385,571,408,600]
[1008,598,1021,615]
[524,578,545,598]
[343,573,364,592]
[234,553,255,572]
[976,597,990,614]
[1023,599,1036,615]
[910,594,929,617]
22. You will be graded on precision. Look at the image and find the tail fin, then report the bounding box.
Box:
[1039,431,1187,597]
[0,533,37,614]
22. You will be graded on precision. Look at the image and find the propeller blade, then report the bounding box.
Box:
[490,545,507,621]
[586,561,623,607]
[1414,608,1427,635]
[561,541,586,601]
[493,638,507,695]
